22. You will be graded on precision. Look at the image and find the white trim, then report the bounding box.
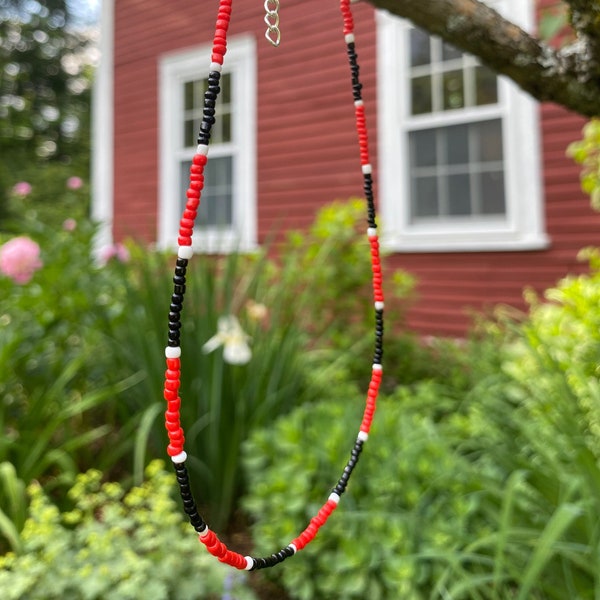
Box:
[376,5,548,253]
[158,36,257,253]
[91,0,114,253]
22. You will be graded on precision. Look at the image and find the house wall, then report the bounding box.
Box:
[112,0,600,337]
[113,0,377,242]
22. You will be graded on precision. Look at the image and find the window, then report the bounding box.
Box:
[377,2,548,252]
[159,36,256,252]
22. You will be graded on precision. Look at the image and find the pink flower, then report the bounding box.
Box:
[98,243,130,266]
[66,176,83,190]
[12,182,32,197]
[0,236,43,284]
[62,218,77,231]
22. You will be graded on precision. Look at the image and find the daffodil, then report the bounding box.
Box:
[202,315,252,365]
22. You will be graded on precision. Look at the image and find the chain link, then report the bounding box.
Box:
[264,0,281,46]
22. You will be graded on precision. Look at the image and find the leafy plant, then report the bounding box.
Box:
[567,119,600,211]
[106,246,312,531]
[0,460,258,600]
[243,256,600,599]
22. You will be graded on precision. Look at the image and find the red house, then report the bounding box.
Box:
[92,0,599,336]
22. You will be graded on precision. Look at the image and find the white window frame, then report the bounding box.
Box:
[158,35,257,253]
[377,3,549,252]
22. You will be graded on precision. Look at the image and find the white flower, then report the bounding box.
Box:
[202,315,252,365]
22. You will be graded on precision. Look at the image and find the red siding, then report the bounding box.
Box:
[113,0,376,242]
[112,0,600,338]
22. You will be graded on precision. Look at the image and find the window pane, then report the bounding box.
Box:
[477,119,503,162]
[410,28,431,67]
[184,119,196,148]
[411,129,437,167]
[443,70,464,110]
[408,121,506,222]
[180,156,233,227]
[220,72,231,104]
[413,176,439,218]
[184,81,194,111]
[446,124,469,165]
[442,41,461,62]
[480,171,505,215]
[411,75,432,115]
[475,66,498,105]
[220,112,232,144]
[447,174,471,215]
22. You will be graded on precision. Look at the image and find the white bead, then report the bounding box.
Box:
[289,544,297,554]
[362,163,372,175]
[199,527,211,539]
[328,492,341,504]
[244,556,254,570]
[372,363,382,372]
[209,62,222,72]
[196,144,209,156]
[354,99,364,108]
[165,346,182,359]
[374,301,384,311]
[357,430,369,442]
[171,451,187,464]
[367,227,377,238]
[345,33,355,44]
[178,245,194,259]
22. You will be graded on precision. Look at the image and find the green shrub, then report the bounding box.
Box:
[567,119,600,211]
[106,198,422,530]
[243,287,600,600]
[0,460,258,600]
[242,383,507,600]
[279,198,421,389]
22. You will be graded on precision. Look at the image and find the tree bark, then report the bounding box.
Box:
[364,0,600,117]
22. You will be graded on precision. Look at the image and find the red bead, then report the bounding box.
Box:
[165,379,180,392]
[165,369,179,380]
[163,388,177,401]
[178,236,192,246]
[179,227,193,238]
[165,409,179,422]
[190,164,204,174]
[167,398,181,411]
[183,209,196,220]
[180,218,194,230]
[166,358,180,370]
[192,154,208,166]
[165,420,179,432]
[186,188,200,199]
[189,181,203,191]
[167,443,183,456]
[169,428,184,442]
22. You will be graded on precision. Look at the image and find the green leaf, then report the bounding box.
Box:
[517,503,583,600]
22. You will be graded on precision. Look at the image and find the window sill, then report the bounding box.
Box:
[382,231,550,253]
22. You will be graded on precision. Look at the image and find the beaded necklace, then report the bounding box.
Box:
[162,0,384,571]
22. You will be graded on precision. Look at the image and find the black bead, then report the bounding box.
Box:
[173,274,186,286]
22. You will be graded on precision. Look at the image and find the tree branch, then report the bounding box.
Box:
[363,0,600,117]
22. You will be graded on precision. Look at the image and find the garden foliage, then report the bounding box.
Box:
[2,176,600,598]
[243,258,600,599]
[0,460,258,600]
